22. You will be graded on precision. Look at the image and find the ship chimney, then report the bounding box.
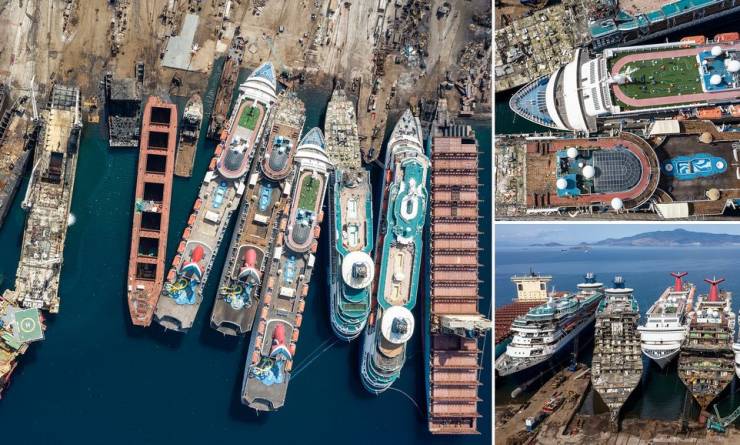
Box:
[671,272,688,292]
[584,272,595,283]
[613,276,624,289]
[704,277,725,302]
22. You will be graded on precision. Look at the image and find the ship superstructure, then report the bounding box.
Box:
[174,93,203,178]
[241,128,332,411]
[510,35,740,133]
[591,277,642,432]
[155,62,277,332]
[495,273,604,377]
[15,85,82,312]
[325,88,374,341]
[127,97,178,326]
[678,278,736,411]
[360,110,429,394]
[211,92,306,336]
[638,272,695,369]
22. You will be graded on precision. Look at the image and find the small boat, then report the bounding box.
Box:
[174,93,203,178]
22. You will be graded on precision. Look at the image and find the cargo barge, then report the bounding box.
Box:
[127,97,178,327]
[207,36,245,140]
[360,110,430,394]
[423,122,491,434]
[155,62,277,332]
[174,93,203,178]
[325,88,374,341]
[211,92,306,336]
[241,128,332,411]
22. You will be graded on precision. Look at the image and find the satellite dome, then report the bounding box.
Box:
[556,178,568,190]
[566,147,578,159]
[711,45,723,57]
[582,165,595,179]
[380,306,415,345]
[611,197,624,210]
[710,74,723,85]
[727,59,740,73]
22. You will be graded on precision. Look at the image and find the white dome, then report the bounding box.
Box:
[380,306,415,345]
[341,251,374,289]
[582,165,595,179]
[556,178,568,190]
[611,197,624,210]
[711,45,723,57]
[727,59,740,73]
[566,147,578,159]
[710,74,723,85]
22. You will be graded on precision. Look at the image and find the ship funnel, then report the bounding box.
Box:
[671,272,688,292]
[613,276,624,288]
[584,272,595,283]
[704,277,725,302]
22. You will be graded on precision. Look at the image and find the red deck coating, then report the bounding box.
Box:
[610,42,740,108]
[127,97,178,327]
[527,136,655,207]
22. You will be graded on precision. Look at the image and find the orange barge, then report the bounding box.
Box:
[424,123,491,435]
[127,97,178,326]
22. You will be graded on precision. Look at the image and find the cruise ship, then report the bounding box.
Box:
[324,88,374,341]
[154,62,277,332]
[678,278,736,411]
[127,97,177,326]
[591,277,642,432]
[16,85,82,312]
[510,34,740,133]
[734,332,740,379]
[638,272,695,369]
[210,92,306,336]
[495,273,604,377]
[241,128,332,411]
[359,110,429,394]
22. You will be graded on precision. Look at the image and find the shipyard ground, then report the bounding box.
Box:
[0,0,491,144]
[496,367,740,444]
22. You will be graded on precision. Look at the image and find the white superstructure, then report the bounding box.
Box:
[638,273,695,369]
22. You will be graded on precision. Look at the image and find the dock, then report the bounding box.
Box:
[0,91,35,229]
[426,122,491,434]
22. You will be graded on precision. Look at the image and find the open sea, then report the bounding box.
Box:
[0,67,492,443]
[495,246,740,423]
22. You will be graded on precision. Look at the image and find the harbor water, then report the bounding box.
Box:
[495,246,740,424]
[0,69,492,443]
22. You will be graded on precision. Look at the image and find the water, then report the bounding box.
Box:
[495,246,740,423]
[0,74,492,443]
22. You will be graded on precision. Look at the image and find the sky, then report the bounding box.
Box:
[495,223,740,246]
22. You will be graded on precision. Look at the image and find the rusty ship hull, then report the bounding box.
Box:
[207,36,245,140]
[0,94,34,230]
[127,97,178,327]
[174,93,203,178]
[211,92,306,336]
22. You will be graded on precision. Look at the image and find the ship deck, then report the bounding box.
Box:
[427,134,488,435]
[174,95,202,178]
[127,97,177,327]
[325,89,362,171]
[207,37,244,139]
[15,87,80,313]
[0,102,33,228]
[524,133,659,210]
[336,171,372,255]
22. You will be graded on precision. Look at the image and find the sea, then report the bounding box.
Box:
[0,66,492,443]
[495,246,740,423]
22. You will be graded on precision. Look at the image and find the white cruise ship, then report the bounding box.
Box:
[734,316,740,379]
[637,272,695,369]
[495,273,604,377]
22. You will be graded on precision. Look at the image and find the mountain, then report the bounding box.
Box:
[530,242,565,247]
[594,229,740,246]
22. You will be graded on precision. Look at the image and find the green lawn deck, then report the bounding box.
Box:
[238,105,260,130]
[616,55,702,99]
[298,175,320,210]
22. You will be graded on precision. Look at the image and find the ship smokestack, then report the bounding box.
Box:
[584,272,595,283]
[704,277,725,302]
[671,272,688,292]
[613,276,624,289]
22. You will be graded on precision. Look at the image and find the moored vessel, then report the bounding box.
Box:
[241,128,332,411]
[127,97,178,326]
[154,62,277,332]
[210,92,306,336]
[638,272,695,369]
[207,36,245,140]
[591,276,642,432]
[678,278,736,413]
[359,110,429,394]
[325,88,374,341]
[495,273,604,377]
[174,93,203,178]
